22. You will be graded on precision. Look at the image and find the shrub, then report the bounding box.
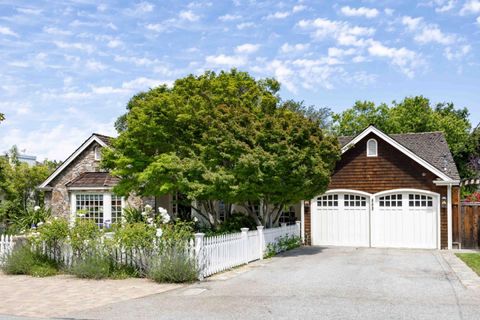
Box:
[122,207,147,224]
[70,219,102,254]
[148,245,198,283]
[264,235,301,259]
[2,245,59,277]
[35,217,69,247]
[215,212,257,234]
[160,220,195,246]
[70,253,112,279]
[113,222,156,250]
[11,206,52,232]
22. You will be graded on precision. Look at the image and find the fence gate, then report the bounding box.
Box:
[459,203,480,249]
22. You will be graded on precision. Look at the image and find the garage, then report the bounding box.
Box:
[312,189,439,249]
[303,125,460,250]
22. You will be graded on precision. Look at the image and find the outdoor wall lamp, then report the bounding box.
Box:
[441,196,447,208]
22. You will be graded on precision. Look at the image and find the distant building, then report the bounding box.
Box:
[16,154,37,166]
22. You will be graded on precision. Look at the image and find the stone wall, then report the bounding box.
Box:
[45,142,104,217]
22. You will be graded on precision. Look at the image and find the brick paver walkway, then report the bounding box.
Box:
[0,272,182,318]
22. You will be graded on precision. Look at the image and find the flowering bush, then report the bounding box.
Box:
[465,192,480,203]
[70,218,102,254]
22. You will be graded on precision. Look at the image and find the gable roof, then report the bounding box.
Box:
[39,133,114,189]
[66,172,120,188]
[339,126,460,182]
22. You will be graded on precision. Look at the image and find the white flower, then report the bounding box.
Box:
[193,216,198,222]
[77,213,86,218]
[156,228,163,237]
[141,211,148,216]
[34,206,41,212]
[161,212,171,224]
[37,222,44,227]
[145,204,153,212]
[158,207,168,214]
[147,217,154,225]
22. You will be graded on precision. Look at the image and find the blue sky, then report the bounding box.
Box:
[0,0,479,161]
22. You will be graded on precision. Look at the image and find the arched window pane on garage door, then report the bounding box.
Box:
[344,194,367,207]
[317,194,338,207]
[379,194,403,207]
[409,194,433,207]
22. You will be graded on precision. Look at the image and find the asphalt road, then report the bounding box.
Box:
[70,246,480,320]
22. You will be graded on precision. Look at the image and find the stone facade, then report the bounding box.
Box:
[45,142,104,217]
[44,140,156,218]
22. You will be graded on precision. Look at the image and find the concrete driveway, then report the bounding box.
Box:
[70,247,480,320]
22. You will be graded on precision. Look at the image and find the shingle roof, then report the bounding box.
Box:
[339,131,460,180]
[66,172,120,188]
[93,133,114,146]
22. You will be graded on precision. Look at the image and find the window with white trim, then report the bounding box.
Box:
[76,194,104,225]
[367,139,378,157]
[94,146,102,161]
[409,194,433,207]
[317,194,338,207]
[379,194,403,207]
[344,194,367,207]
[111,195,123,224]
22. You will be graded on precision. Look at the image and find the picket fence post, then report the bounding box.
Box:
[194,233,205,280]
[295,220,301,237]
[241,228,249,264]
[257,226,264,260]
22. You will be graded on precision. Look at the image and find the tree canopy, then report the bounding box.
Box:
[332,97,474,177]
[0,146,58,229]
[0,113,4,122]
[103,70,340,227]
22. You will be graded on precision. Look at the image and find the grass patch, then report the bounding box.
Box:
[2,245,59,277]
[456,253,480,276]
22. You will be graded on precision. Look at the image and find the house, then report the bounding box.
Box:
[37,134,174,225]
[302,125,460,250]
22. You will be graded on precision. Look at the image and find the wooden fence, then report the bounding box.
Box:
[457,202,480,249]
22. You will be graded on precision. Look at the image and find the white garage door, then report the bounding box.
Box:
[313,190,439,249]
[371,192,438,249]
[313,192,370,247]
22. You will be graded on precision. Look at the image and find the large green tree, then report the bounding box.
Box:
[332,96,473,177]
[103,70,340,227]
[0,113,4,123]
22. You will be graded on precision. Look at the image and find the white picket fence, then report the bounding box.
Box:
[0,222,301,279]
[0,234,14,264]
[198,222,301,278]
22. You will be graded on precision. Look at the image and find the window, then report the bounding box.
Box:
[279,206,295,224]
[344,194,367,207]
[409,194,433,207]
[94,146,102,161]
[367,139,378,157]
[317,194,338,207]
[218,200,226,222]
[379,194,403,207]
[111,195,123,224]
[76,194,104,225]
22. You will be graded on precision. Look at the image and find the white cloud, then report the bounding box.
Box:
[367,41,420,77]
[436,0,456,12]
[114,55,159,66]
[340,6,379,18]
[460,0,480,14]
[266,11,290,19]
[179,10,200,22]
[384,8,394,16]
[477,16,480,24]
[16,7,42,15]
[237,22,255,30]
[121,77,172,91]
[107,39,123,48]
[264,60,297,92]
[43,27,72,36]
[85,60,107,71]
[280,43,310,53]
[235,43,260,54]
[0,26,18,37]
[444,45,471,60]
[134,2,154,13]
[219,14,241,21]
[298,18,375,47]
[54,41,95,54]
[145,23,165,32]
[402,16,457,45]
[293,5,306,13]
[205,54,247,67]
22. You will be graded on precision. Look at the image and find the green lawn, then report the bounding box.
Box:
[456,253,480,276]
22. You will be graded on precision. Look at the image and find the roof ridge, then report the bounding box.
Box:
[92,133,114,139]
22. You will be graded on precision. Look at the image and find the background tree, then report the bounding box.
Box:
[0,146,58,230]
[332,96,473,178]
[103,70,340,227]
[0,113,4,123]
